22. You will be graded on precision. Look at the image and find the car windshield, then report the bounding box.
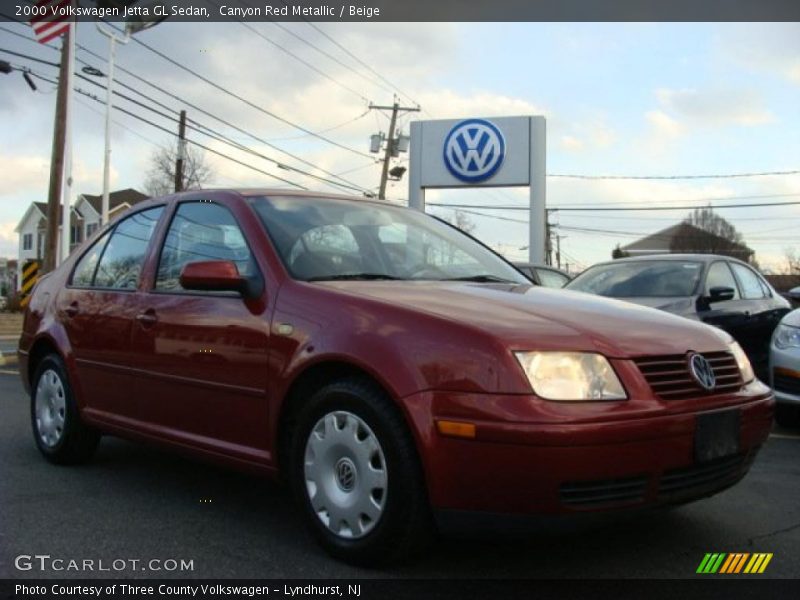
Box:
[249,195,528,284]
[566,260,704,297]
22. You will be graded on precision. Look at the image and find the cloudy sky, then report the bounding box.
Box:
[1,19,799,271]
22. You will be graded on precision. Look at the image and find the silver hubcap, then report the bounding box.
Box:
[35,369,66,448]
[304,411,388,539]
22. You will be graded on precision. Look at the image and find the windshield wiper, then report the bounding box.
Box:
[306,273,404,282]
[442,274,518,283]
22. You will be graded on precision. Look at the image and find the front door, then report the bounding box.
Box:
[128,200,271,464]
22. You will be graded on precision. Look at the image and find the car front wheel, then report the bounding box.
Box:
[290,377,432,565]
[31,354,100,464]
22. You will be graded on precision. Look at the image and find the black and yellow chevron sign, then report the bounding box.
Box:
[20,260,40,308]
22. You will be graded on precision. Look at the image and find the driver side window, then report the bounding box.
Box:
[156,201,253,292]
[705,261,740,299]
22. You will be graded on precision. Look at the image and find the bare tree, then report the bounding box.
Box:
[446,210,476,234]
[786,248,800,274]
[143,144,213,197]
[670,205,754,262]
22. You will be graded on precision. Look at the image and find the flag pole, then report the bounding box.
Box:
[59,17,75,265]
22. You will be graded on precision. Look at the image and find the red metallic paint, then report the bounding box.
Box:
[19,190,775,516]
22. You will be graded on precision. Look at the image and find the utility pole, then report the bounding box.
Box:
[369,101,420,199]
[556,234,565,270]
[43,33,70,274]
[174,109,186,192]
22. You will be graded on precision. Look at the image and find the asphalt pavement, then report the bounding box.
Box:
[1,370,798,579]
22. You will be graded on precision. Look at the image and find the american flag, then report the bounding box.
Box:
[29,0,74,45]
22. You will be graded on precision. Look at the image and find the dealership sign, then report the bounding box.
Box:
[443,119,506,183]
[408,115,547,262]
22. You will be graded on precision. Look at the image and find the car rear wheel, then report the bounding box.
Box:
[289,377,432,565]
[775,404,800,429]
[31,354,100,464]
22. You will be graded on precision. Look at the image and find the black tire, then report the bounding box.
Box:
[775,404,800,429]
[289,377,433,566]
[31,354,100,465]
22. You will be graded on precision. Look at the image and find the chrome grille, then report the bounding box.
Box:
[634,352,742,400]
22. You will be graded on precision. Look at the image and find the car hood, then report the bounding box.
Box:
[316,281,730,358]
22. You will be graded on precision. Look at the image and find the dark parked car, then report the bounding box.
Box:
[20,192,773,565]
[565,254,791,379]
[513,262,571,288]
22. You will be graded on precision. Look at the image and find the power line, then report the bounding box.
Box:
[428,200,800,212]
[28,69,310,190]
[205,0,371,103]
[2,37,376,194]
[102,20,374,159]
[296,16,422,111]
[549,170,800,180]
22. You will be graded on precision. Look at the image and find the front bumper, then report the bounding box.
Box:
[401,382,774,515]
[770,345,800,405]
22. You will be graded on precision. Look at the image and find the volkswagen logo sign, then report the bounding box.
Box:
[443,118,506,183]
[688,352,716,391]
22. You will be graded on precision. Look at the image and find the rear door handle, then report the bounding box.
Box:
[135,309,158,327]
[64,302,79,318]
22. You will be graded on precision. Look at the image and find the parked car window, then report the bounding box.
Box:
[705,261,740,299]
[71,230,112,287]
[251,196,527,283]
[536,268,570,288]
[567,260,703,297]
[93,207,164,290]
[730,263,767,299]
[156,201,254,292]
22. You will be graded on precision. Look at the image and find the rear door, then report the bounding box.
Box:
[127,200,271,462]
[729,262,786,374]
[59,206,165,419]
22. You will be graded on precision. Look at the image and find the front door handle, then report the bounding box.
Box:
[135,309,158,327]
[64,302,79,318]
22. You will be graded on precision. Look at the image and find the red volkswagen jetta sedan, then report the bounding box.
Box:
[19,190,773,564]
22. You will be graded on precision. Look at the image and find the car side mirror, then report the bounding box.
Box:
[708,286,735,303]
[179,260,261,298]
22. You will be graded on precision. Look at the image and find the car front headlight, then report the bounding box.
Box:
[729,341,755,384]
[514,352,627,401]
[773,323,800,351]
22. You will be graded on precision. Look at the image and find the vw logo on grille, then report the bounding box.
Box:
[443,118,506,182]
[334,457,357,492]
[688,353,716,391]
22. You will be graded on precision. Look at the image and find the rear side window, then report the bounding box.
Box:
[730,263,767,299]
[71,230,111,287]
[536,268,569,288]
[93,207,164,289]
[705,261,740,299]
[156,201,254,292]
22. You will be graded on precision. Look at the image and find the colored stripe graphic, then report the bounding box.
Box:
[697,553,726,573]
[699,553,773,574]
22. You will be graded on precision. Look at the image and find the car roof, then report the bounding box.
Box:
[591,254,753,268]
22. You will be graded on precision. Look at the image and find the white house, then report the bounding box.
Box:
[73,188,149,241]
[14,188,148,289]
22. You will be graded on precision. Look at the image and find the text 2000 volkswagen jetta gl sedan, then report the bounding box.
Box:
[19,190,773,564]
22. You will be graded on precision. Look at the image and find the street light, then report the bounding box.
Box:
[95,1,167,225]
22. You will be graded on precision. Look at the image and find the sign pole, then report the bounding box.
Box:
[529,116,546,264]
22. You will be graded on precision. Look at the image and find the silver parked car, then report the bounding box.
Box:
[771,308,800,428]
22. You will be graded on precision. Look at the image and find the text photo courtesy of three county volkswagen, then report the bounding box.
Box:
[2,0,800,582]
